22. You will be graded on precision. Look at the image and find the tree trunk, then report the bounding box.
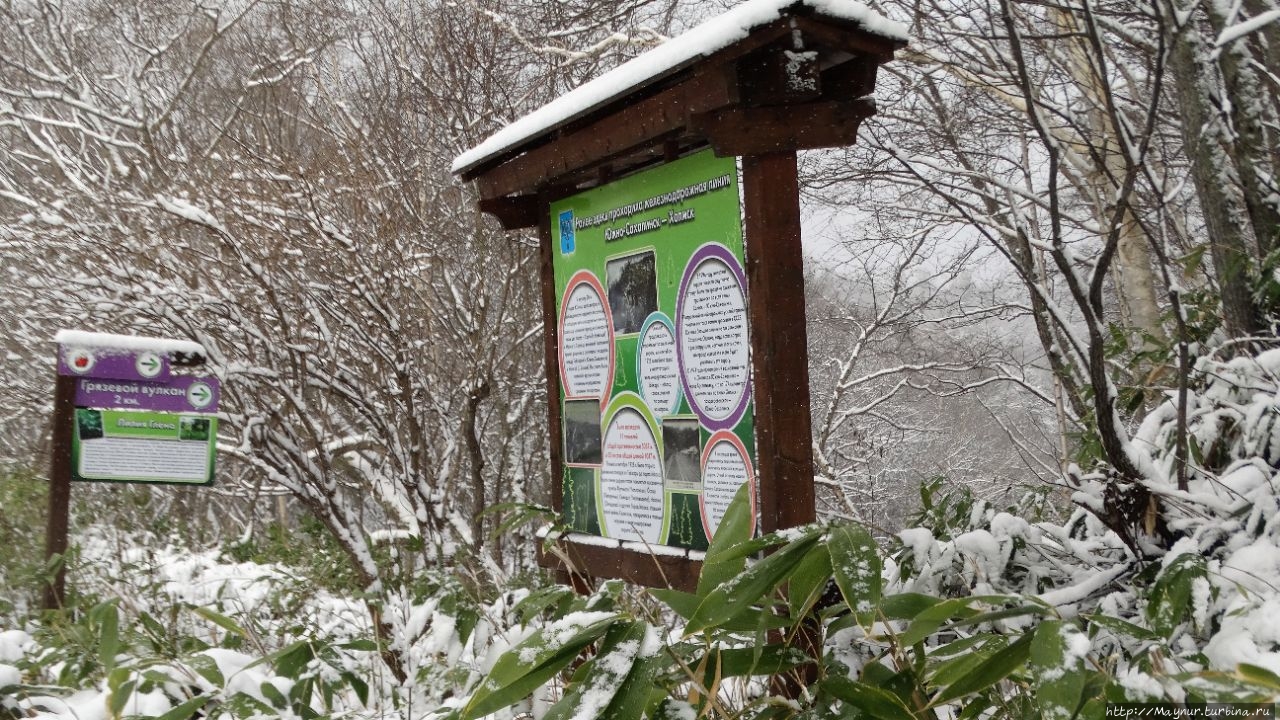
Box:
[464,378,492,553]
[1207,2,1280,258]
[1166,6,1264,338]
[1054,7,1167,348]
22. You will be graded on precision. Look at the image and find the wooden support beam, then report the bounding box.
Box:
[537,537,701,592]
[478,195,540,230]
[694,97,876,156]
[536,200,566,574]
[791,15,901,60]
[742,151,819,698]
[42,373,75,610]
[741,152,816,535]
[820,55,881,97]
[735,45,823,106]
[473,69,738,201]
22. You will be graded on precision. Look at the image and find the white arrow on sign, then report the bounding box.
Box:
[187,381,214,410]
[135,352,162,379]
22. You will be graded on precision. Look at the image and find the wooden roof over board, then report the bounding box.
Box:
[452,0,907,230]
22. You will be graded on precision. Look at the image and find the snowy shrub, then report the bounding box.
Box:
[433,350,1280,718]
[0,540,550,719]
[11,348,1280,718]
[0,467,52,617]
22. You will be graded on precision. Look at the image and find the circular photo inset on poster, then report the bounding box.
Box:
[699,430,756,539]
[558,270,614,401]
[598,393,666,544]
[637,312,682,417]
[676,244,750,431]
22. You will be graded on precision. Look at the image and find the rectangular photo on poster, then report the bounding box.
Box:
[179,416,211,441]
[76,408,105,440]
[563,398,603,466]
[606,250,658,335]
[662,417,702,491]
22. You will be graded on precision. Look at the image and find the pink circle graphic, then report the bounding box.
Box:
[699,430,756,540]
[557,270,615,403]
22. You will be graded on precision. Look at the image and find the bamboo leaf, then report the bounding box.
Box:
[543,621,651,720]
[191,606,249,640]
[822,676,919,719]
[929,636,1002,687]
[697,483,756,595]
[880,593,943,620]
[187,653,224,687]
[899,595,1015,646]
[460,613,620,720]
[97,602,120,675]
[1031,621,1088,720]
[687,532,823,634]
[153,696,211,720]
[828,524,882,614]
[108,678,136,718]
[1083,613,1159,642]
[1236,663,1280,690]
[650,589,699,621]
[1146,554,1205,637]
[930,631,1032,706]
[953,604,1052,628]
[692,645,812,679]
[788,543,832,618]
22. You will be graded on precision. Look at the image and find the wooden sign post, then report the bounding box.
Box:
[453,0,905,592]
[44,331,216,609]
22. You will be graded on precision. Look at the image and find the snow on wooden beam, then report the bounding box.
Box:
[452,0,906,200]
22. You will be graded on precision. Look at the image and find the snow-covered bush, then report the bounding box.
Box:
[0,539,559,719]
[9,347,1280,718]
[431,348,1280,718]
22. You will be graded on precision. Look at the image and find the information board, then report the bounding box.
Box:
[71,409,216,485]
[550,150,757,550]
[55,338,219,487]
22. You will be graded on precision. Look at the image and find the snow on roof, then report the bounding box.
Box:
[452,0,907,176]
[54,329,205,356]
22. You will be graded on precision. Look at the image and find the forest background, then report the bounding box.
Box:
[2,0,1280,717]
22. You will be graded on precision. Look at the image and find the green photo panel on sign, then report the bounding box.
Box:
[550,149,758,551]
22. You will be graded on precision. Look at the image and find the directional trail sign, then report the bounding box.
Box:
[55,331,220,486]
[74,375,221,413]
[58,343,172,382]
[45,330,219,609]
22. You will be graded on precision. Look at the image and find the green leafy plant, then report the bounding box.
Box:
[0,465,51,612]
[441,475,1280,719]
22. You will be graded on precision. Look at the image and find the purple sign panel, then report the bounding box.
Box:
[58,346,172,383]
[75,376,220,413]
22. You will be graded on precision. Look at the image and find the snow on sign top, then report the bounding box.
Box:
[54,329,205,356]
[451,0,907,176]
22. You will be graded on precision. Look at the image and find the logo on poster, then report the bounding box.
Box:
[559,210,575,254]
[66,348,95,374]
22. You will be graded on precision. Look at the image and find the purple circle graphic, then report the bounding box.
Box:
[675,243,751,431]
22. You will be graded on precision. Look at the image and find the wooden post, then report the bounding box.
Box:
[741,151,820,695]
[42,372,76,610]
[537,193,577,589]
[741,151,816,534]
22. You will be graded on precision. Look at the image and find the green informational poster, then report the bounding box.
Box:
[72,409,217,485]
[549,149,756,551]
